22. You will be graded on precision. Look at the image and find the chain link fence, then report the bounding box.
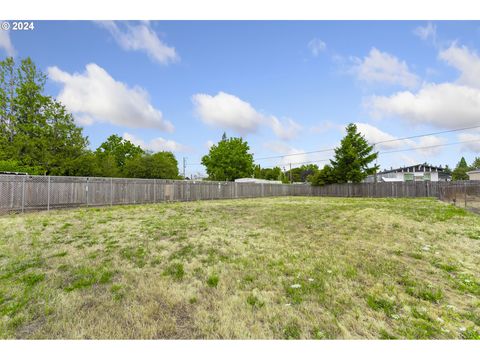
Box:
[1,174,480,215]
[0,174,313,215]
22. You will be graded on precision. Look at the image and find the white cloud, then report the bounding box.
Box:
[458,133,480,152]
[368,44,480,129]
[48,63,174,132]
[192,91,301,140]
[414,22,437,44]
[355,122,413,150]
[439,44,480,88]
[123,132,189,153]
[415,135,447,156]
[97,21,179,65]
[268,116,302,141]
[355,122,446,157]
[0,29,16,57]
[308,38,326,56]
[351,48,419,88]
[369,82,480,129]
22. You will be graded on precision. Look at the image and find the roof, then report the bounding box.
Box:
[467,169,480,174]
[234,178,282,184]
[379,163,445,175]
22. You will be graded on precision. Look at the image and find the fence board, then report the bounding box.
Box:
[1,174,479,214]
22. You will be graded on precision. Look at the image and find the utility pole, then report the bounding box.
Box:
[183,157,186,179]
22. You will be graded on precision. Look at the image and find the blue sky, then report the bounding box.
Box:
[2,20,480,177]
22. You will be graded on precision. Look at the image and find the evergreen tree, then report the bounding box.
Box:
[330,123,379,183]
[452,157,470,181]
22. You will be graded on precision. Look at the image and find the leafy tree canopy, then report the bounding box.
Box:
[201,132,254,181]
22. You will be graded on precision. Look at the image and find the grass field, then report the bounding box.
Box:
[0,197,479,339]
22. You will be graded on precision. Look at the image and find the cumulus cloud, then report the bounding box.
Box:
[0,29,16,56]
[310,120,342,134]
[439,44,480,88]
[308,38,326,56]
[355,122,413,150]
[192,91,302,140]
[48,63,174,132]
[367,44,480,129]
[414,22,437,44]
[351,48,419,88]
[355,122,446,156]
[97,21,179,65]
[123,132,189,153]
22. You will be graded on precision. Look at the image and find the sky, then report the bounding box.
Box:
[2,20,480,177]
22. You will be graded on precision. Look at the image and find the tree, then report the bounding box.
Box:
[253,165,282,181]
[285,164,319,183]
[471,157,480,170]
[201,133,254,181]
[452,157,470,181]
[124,151,180,179]
[443,164,452,176]
[95,134,144,173]
[0,57,88,175]
[310,164,337,186]
[329,123,379,183]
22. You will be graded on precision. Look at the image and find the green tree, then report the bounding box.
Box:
[452,157,470,181]
[471,157,480,170]
[310,164,337,186]
[285,164,319,183]
[0,57,88,175]
[253,165,282,181]
[95,134,144,172]
[124,151,180,179]
[443,164,452,176]
[201,133,254,181]
[329,123,379,183]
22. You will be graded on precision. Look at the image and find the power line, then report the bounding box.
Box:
[254,124,480,162]
[255,139,480,168]
[186,124,480,168]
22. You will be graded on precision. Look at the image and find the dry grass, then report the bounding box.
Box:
[0,197,479,339]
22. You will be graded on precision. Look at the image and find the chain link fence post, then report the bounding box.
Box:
[47,176,51,211]
[86,177,89,207]
[21,175,26,213]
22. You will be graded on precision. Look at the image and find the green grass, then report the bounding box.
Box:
[0,196,479,339]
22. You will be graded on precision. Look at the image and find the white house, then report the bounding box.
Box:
[365,164,450,183]
[467,169,480,181]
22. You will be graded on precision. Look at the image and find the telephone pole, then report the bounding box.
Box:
[183,157,186,179]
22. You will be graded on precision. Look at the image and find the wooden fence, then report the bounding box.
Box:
[0,174,479,214]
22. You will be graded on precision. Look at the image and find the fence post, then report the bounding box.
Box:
[153,179,156,203]
[110,178,113,206]
[21,175,26,213]
[47,176,51,211]
[464,182,467,208]
[86,178,89,207]
[134,181,136,204]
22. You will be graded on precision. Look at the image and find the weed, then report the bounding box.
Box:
[163,263,185,281]
[206,274,219,288]
[283,321,301,339]
[246,294,265,308]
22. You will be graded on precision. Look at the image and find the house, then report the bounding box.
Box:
[467,169,480,181]
[364,163,450,183]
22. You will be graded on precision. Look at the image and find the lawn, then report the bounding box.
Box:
[0,197,479,339]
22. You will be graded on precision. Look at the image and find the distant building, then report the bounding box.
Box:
[364,163,451,183]
[234,178,282,184]
[467,169,480,181]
